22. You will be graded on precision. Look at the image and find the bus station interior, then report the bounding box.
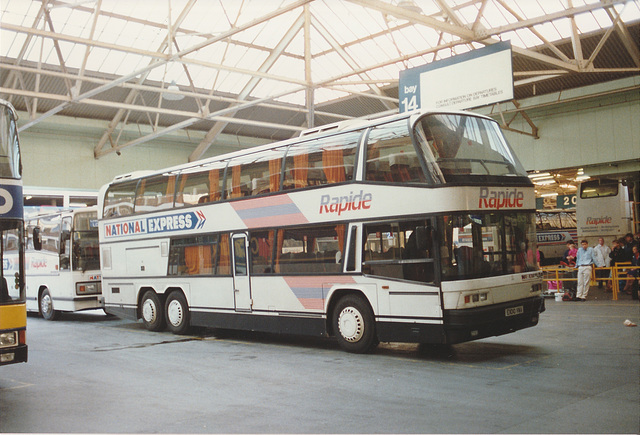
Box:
[1,0,640,433]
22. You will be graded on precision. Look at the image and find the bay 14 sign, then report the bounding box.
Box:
[104,211,206,238]
[399,41,513,112]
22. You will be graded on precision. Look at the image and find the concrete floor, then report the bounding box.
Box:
[1,287,638,434]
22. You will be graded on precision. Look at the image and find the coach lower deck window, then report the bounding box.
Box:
[362,220,435,284]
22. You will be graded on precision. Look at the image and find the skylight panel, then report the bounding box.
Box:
[550,17,573,40]
[315,3,361,45]
[179,2,231,33]
[101,0,135,19]
[62,42,88,67]
[188,66,218,92]
[1,31,25,60]
[84,47,117,73]
[55,8,90,39]
[307,24,333,54]
[230,47,269,72]
[95,16,121,45]
[217,71,253,95]
[411,0,441,16]
[113,53,148,77]
[405,24,441,49]
[99,51,128,76]
[532,21,563,43]
[478,1,513,28]
[113,21,148,50]
[38,39,59,65]
[311,51,352,83]
[249,78,298,102]
[232,0,288,25]
[498,30,529,49]
[536,0,567,16]
[619,0,640,21]
[573,10,603,34]
[589,8,612,28]
[352,38,393,68]
[1,0,34,27]
[377,63,403,81]
[184,43,227,66]
[513,28,545,48]
[273,88,305,106]
[456,3,481,26]
[510,0,546,18]
[268,55,305,82]
[125,0,172,25]
[314,87,353,104]
[345,6,386,40]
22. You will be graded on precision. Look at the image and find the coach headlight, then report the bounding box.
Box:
[76,282,100,295]
[0,331,18,348]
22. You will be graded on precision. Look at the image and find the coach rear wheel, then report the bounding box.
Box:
[39,288,59,321]
[332,295,378,353]
[165,292,191,335]
[141,291,165,331]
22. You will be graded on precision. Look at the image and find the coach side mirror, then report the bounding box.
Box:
[33,227,42,251]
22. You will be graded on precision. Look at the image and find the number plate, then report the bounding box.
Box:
[505,306,524,317]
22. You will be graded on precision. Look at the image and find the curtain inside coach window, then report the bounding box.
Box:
[231,166,242,198]
[135,179,146,207]
[269,159,281,193]
[176,175,187,205]
[293,154,308,189]
[323,148,345,184]
[209,169,220,201]
[336,225,345,254]
[184,244,213,275]
[218,234,231,275]
[164,176,176,205]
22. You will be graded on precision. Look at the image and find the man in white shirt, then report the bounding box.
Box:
[593,237,611,289]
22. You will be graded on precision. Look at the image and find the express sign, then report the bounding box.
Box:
[104,211,206,238]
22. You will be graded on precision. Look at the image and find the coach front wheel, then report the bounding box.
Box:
[332,295,378,353]
[165,292,191,335]
[39,288,59,321]
[140,291,165,331]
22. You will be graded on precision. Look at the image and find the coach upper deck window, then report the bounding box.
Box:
[414,114,528,184]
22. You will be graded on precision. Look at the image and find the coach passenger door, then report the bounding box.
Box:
[232,233,252,311]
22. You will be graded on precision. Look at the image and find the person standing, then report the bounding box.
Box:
[593,237,611,289]
[575,240,596,301]
[623,245,639,300]
[621,233,635,262]
[608,239,625,292]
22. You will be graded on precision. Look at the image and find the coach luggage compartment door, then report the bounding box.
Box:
[232,233,252,312]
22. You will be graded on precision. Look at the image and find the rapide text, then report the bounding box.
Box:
[478,187,524,210]
[319,190,372,216]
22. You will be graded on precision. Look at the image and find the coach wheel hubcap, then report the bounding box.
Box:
[167,299,184,327]
[41,294,52,315]
[142,299,157,323]
[338,306,364,342]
